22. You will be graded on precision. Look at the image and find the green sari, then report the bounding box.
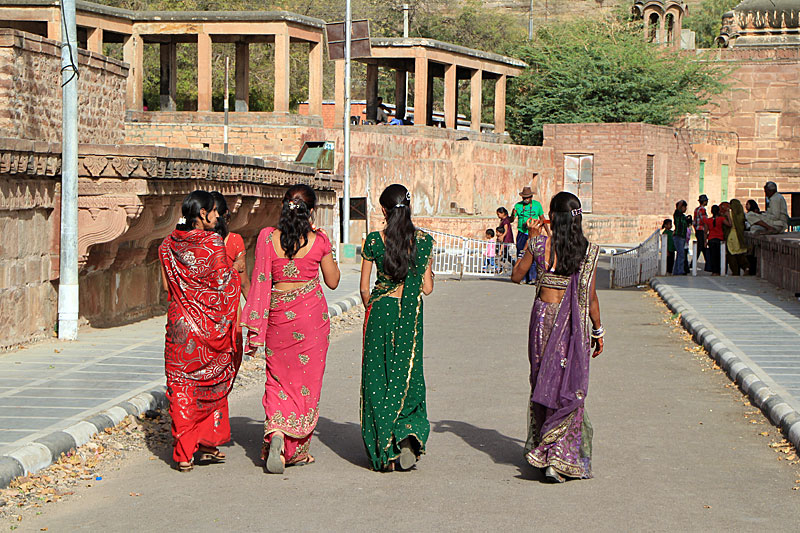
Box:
[360,229,433,471]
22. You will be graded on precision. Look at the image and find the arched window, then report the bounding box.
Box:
[648,12,660,43]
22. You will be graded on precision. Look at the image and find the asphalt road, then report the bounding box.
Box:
[14,265,799,532]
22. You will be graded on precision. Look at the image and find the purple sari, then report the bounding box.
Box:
[525,236,599,479]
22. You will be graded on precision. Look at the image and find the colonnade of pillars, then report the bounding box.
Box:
[97,30,322,113]
[340,59,507,133]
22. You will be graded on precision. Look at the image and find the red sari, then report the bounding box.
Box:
[158,229,241,463]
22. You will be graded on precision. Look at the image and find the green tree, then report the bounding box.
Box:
[506,17,731,146]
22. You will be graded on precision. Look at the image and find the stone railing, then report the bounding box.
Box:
[747,232,800,295]
[0,137,341,348]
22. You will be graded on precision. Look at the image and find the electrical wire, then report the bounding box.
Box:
[59,0,80,87]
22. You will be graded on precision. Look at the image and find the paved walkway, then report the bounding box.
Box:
[0,265,363,456]
[653,274,800,411]
[14,270,800,530]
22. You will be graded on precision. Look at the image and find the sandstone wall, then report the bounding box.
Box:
[543,123,696,217]
[705,48,800,203]
[0,177,59,349]
[0,29,127,144]
[749,232,800,295]
[125,111,325,160]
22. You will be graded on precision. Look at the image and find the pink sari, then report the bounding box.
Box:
[241,227,331,464]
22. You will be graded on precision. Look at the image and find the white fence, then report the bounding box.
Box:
[609,230,662,288]
[424,229,516,278]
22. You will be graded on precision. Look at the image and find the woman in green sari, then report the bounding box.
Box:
[360,184,435,472]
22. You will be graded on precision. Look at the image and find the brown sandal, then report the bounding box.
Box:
[197,446,226,464]
[176,461,194,472]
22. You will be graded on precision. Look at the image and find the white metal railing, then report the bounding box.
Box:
[424,229,515,278]
[609,230,662,288]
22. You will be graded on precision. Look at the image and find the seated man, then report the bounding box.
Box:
[748,181,789,234]
[376,97,391,124]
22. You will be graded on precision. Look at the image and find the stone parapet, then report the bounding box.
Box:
[748,232,800,295]
[0,137,340,349]
[0,28,127,145]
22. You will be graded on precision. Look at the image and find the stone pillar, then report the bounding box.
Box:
[47,11,60,41]
[274,30,290,113]
[365,63,379,123]
[673,11,683,48]
[659,13,666,44]
[334,60,344,126]
[159,41,177,111]
[413,57,428,127]
[123,34,143,111]
[470,68,482,132]
[444,63,457,129]
[494,74,507,134]
[235,41,250,112]
[308,41,323,117]
[197,33,213,112]
[394,69,407,122]
[87,27,103,54]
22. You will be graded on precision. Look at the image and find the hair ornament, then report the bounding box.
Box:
[394,203,407,208]
[288,198,302,210]
[178,217,186,224]
[571,208,582,217]
[405,191,411,201]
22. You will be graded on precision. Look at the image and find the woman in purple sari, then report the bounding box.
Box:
[512,191,604,483]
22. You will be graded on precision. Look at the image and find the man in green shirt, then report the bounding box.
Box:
[509,186,544,283]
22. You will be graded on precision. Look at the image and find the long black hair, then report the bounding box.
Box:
[210,191,230,239]
[176,190,215,231]
[277,184,316,259]
[380,184,416,283]
[549,191,589,276]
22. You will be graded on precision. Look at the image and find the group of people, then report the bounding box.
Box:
[663,181,789,276]
[158,183,604,482]
[485,186,547,280]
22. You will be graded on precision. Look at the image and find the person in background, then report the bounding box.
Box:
[496,225,511,269]
[509,186,545,284]
[483,228,497,272]
[726,199,749,275]
[241,184,340,474]
[497,207,514,246]
[158,190,241,472]
[661,219,675,274]
[376,97,391,124]
[672,200,691,275]
[745,199,761,230]
[360,184,434,472]
[704,204,731,276]
[693,195,709,270]
[749,181,789,234]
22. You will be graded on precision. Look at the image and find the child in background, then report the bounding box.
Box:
[661,218,675,274]
[483,228,497,272]
[496,225,510,268]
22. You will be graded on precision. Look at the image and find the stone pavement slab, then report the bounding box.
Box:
[0,265,363,470]
[651,274,800,448]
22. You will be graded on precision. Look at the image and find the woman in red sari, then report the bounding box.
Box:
[242,184,340,473]
[159,190,241,472]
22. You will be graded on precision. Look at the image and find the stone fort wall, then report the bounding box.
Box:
[0,29,126,145]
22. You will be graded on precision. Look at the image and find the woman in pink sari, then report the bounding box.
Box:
[242,184,340,473]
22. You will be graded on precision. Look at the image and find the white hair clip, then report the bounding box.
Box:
[288,199,301,210]
[178,217,186,224]
[571,208,582,217]
[405,191,411,201]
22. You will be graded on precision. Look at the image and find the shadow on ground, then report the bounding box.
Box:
[314,416,371,469]
[230,416,267,467]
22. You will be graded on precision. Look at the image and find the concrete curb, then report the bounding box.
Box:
[0,388,168,489]
[327,290,362,318]
[650,278,800,453]
[0,290,363,489]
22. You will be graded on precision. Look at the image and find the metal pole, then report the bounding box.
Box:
[691,240,698,276]
[403,3,409,106]
[224,56,229,155]
[528,0,534,40]
[659,233,668,276]
[58,0,79,340]
[342,0,352,244]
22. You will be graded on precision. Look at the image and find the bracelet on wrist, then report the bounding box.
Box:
[591,325,605,339]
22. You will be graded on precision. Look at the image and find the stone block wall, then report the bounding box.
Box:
[705,48,800,202]
[0,29,127,144]
[124,111,325,160]
[543,123,695,217]
[749,232,800,294]
[0,178,59,349]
